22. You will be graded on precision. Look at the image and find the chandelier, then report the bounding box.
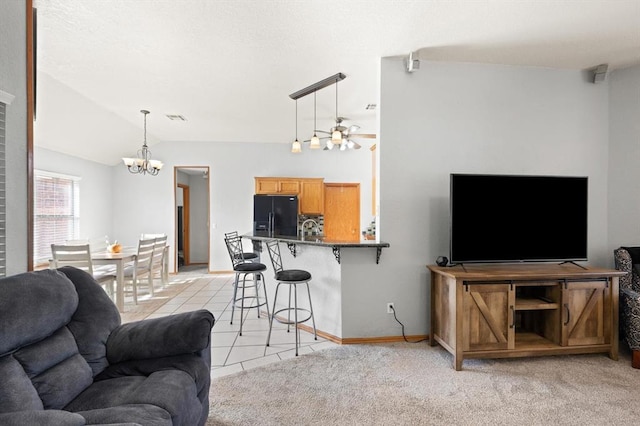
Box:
[122,110,163,175]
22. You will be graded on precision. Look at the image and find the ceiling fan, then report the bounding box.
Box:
[313,117,376,151]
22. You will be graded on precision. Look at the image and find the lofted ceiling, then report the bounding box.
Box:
[33,0,640,165]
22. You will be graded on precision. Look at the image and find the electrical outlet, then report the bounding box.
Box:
[386,303,394,314]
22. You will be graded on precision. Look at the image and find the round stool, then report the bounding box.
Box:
[225,234,269,336]
[265,240,317,356]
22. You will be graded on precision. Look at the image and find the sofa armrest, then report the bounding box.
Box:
[106,309,214,364]
[0,410,86,425]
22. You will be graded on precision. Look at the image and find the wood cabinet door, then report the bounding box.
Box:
[323,183,360,241]
[561,280,610,346]
[279,179,300,194]
[300,179,324,214]
[462,283,515,351]
[255,178,279,194]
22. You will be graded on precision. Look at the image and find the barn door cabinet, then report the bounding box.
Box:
[429,264,624,370]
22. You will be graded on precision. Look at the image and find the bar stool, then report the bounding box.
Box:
[265,239,317,356]
[224,231,259,262]
[224,234,269,336]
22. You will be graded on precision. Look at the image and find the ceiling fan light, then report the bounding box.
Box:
[331,129,342,143]
[310,134,321,149]
[340,142,347,151]
[346,140,355,149]
[326,140,334,150]
[291,139,302,153]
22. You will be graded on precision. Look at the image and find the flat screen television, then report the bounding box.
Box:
[450,174,588,264]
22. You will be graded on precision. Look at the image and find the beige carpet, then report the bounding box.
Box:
[208,343,640,425]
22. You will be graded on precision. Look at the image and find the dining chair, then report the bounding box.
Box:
[150,235,169,289]
[122,237,155,304]
[50,243,115,299]
[224,233,269,336]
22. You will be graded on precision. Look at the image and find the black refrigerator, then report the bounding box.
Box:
[253,195,298,237]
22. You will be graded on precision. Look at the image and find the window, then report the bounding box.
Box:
[33,170,80,265]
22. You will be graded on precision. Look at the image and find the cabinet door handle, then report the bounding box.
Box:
[509,305,515,329]
[563,303,571,326]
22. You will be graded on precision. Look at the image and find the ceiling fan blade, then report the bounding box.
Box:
[315,130,331,135]
[349,133,376,139]
[347,125,360,133]
[351,140,362,149]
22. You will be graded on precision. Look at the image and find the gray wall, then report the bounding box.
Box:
[0,1,29,275]
[608,64,640,252]
[374,58,611,338]
[34,147,114,245]
[109,141,373,272]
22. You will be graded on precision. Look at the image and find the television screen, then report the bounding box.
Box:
[450,174,588,263]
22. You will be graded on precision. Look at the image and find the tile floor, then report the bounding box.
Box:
[119,266,338,379]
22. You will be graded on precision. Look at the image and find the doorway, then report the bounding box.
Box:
[175,167,210,273]
[323,183,360,242]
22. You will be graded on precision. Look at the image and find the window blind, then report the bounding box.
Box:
[33,170,80,265]
[0,102,6,277]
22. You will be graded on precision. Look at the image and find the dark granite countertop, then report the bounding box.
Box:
[243,232,389,248]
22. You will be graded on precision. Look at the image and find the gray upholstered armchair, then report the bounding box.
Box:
[0,267,214,425]
[614,247,640,368]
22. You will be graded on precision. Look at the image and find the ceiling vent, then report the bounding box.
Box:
[166,114,187,121]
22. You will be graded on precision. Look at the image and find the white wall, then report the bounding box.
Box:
[608,64,640,255]
[34,147,114,243]
[110,141,373,272]
[375,59,610,337]
[1,1,29,275]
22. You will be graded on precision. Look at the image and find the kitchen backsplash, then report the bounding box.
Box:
[298,215,324,237]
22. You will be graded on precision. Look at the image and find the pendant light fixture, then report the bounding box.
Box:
[309,91,321,149]
[331,81,342,144]
[122,110,163,175]
[291,99,302,153]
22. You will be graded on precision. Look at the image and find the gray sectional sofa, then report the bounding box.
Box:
[0,267,214,425]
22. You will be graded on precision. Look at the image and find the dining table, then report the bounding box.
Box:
[91,248,137,312]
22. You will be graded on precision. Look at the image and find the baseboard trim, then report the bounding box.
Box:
[295,321,429,345]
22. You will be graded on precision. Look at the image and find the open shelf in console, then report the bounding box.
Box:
[515,282,561,311]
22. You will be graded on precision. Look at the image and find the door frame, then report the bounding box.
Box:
[177,183,191,266]
[174,167,210,273]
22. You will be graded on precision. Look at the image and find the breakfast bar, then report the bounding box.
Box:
[243,233,390,341]
[244,233,390,264]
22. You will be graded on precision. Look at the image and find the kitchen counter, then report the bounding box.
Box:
[243,233,390,264]
[241,232,391,341]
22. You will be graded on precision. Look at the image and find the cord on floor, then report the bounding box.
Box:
[390,305,427,343]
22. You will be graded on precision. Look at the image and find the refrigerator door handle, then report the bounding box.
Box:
[268,212,274,236]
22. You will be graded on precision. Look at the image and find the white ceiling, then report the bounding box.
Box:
[33,0,640,165]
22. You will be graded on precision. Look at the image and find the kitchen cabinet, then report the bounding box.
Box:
[255,177,324,215]
[429,264,623,370]
[255,178,299,195]
[299,178,324,214]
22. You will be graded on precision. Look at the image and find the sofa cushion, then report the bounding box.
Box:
[76,404,172,426]
[66,370,202,426]
[0,355,44,413]
[14,327,79,377]
[0,269,78,356]
[31,353,94,409]
[59,266,121,377]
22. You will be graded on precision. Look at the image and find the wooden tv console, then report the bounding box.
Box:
[428,263,625,370]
